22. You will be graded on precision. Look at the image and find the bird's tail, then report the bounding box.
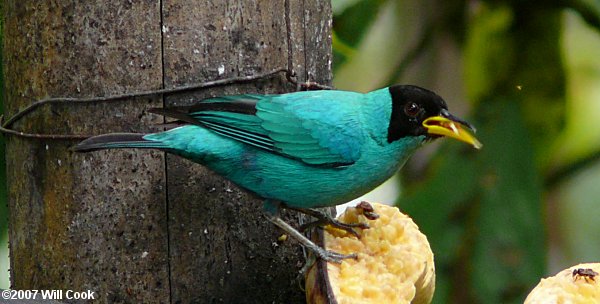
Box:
[73,133,169,152]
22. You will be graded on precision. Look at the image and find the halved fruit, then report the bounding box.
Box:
[305,202,435,304]
[525,263,600,304]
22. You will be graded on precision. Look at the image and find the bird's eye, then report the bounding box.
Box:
[404,102,420,117]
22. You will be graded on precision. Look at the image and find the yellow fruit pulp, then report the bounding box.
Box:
[322,203,435,304]
[525,263,600,304]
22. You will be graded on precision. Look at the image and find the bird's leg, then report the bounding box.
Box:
[265,213,357,264]
[284,206,369,238]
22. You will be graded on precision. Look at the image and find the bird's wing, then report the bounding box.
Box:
[149,92,364,167]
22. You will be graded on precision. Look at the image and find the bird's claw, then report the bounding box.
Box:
[326,220,369,238]
[316,249,358,264]
[300,218,368,238]
[290,205,376,238]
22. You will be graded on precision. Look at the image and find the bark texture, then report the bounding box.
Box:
[3,0,332,303]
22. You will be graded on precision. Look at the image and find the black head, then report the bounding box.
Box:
[386,85,480,147]
[387,85,447,142]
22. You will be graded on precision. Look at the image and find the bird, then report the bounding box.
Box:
[74,85,481,262]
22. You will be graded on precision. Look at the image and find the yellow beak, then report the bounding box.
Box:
[422,116,482,149]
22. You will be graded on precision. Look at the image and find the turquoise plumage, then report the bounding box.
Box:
[75,85,480,262]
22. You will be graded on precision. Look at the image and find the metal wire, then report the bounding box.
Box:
[0,68,296,140]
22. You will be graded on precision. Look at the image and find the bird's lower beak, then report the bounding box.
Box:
[422,115,482,149]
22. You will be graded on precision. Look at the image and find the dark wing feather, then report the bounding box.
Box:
[148,92,363,167]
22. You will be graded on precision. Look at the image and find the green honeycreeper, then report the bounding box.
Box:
[74,85,481,262]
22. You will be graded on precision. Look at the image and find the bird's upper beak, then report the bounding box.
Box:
[422,110,482,149]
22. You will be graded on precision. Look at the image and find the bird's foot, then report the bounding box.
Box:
[265,212,357,264]
[313,247,358,264]
[300,218,368,238]
[291,207,369,238]
[291,205,378,238]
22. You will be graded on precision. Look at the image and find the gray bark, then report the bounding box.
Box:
[3,1,332,303]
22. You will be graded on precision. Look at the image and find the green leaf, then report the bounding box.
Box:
[463,3,514,104]
[332,30,356,61]
[331,0,364,15]
[333,0,386,48]
[399,144,479,304]
[332,0,385,71]
[567,0,600,31]
[400,144,478,265]
[464,3,565,167]
[333,0,416,90]
[470,100,545,304]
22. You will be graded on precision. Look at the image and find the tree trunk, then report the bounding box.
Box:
[2,1,332,303]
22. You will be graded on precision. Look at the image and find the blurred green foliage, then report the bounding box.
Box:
[332,0,600,303]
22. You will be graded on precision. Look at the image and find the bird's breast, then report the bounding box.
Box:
[225,137,424,208]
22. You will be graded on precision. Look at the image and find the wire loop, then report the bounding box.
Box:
[0,68,296,140]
